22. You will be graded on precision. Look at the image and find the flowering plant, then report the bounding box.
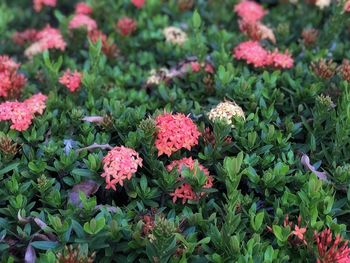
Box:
[0,0,350,262]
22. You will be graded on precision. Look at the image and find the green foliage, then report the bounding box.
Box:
[0,0,350,262]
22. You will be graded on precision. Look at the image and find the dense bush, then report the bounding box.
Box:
[1,0,350,262]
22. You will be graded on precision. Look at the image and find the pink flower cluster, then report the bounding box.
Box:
[69,3,97,32]
[167,157,213,204]
[117,17,137,36]
[24,25,67,58]
[235,1,275,44]
[190,62,215,74]
[155,113,200,157]
[33,0,56,12]
[69,14,97,32]
[0,93,47,131]
[0,56,27,99]
[66,2,118,58]
[314,228,350,263]
[59,69,83,92]
[131,0,145,8]
[233,41,293,69]
[101,146,143,190]
[234,0,267,23]
[75,2,93,15]
[12,29,39,46]
[88,30,119,58]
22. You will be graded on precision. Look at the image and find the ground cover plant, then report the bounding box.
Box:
[0,0,350,262]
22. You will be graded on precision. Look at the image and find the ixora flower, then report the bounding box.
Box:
[59,70,83,92]
[131,0,145,8]
[88,30,119,58]
[338,59,350,82]
[69,14,97,32]
[208,101,245,127]
[315,0,331,9]
[75,2,93,15]
[24,25,66,58]
[233,41,294,69]
[234,0,267,23]
[344,0,350,12]
[101,146,143,190]
[117,17,137,36]
[33,0,56,12]
[233,41,270,68]
[167,157,213,204]
[314,228,350,263]
[239,20,276,44]
[12,29,39,46]
[268,50,294,69]
[163,27,188,45]
[0,56,27,99]
[155,112,200,157]
[146,68,170,86]
[0,93,47,131]
[302,28,319,47]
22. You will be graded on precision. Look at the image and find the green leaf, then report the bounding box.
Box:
[253,212,264,231]
[140,175,147,192]
[71,169,93,177]
[31,241,58,250]
[0,162,19,176]
[192,10,201,29]
[272,225,283,242]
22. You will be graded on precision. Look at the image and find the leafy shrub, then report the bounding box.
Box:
[1,0,350,262]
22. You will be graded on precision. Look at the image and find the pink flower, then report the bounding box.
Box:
[0,56,26,99]
[33,0,57,12]
[234,1,267,23]
[0,93,47,131]
[166,157,210,177]
[9,103,35,131]
[292,225,307,241]
[101,146,143,190]
[239,19,276,44]
[204,63,215,74]
[69,14,97,32]
[131,0,145,8]
[233,41,270,68]
[12,29,39,46]
[344,0,350,12]
[191,62,201,72]
[59,69,83,92]
[117,17,137,36]
[75,2,93,15]
[170,184,197,204]
[0,102,16,121]
[167,157,213,204]
[88,30,119,58]
[234,41,294,69]
[268,50,294,69]
[314,228,350,263]
[24,25,66,57]
[24,93,48,115]
[155,113,200,157]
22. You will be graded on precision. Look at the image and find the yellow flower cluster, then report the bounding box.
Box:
[208,101,245,127]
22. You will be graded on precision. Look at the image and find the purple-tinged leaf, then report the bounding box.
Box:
[82,116,104,123]
[34,218,48,230]
[95,205,118,213]
[301,154,328,181]
[69,180,99,206]
[18,210,31,223]
[24,244,36,263]
[64,139,78,155]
